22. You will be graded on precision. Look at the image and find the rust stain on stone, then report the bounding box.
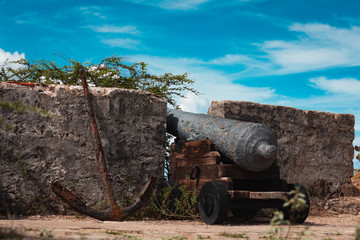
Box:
[6,81,36,86]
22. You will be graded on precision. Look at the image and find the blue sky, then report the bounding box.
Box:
[1,0,360,167]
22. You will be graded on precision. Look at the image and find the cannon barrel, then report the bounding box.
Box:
[167,108,277,172]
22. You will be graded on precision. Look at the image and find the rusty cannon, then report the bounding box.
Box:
[166,108,310,225]
[167,108,278,172]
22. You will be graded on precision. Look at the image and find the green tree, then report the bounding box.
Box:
[355,145,360,162]
[0,56,198,108]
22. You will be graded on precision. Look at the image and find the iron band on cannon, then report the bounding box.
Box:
[167,108,310,225]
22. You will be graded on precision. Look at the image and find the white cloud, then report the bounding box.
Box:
[101,38,141,49]
[290,23,360,49]
[0,49,25,79]
[129,54,276,113]
[79,6,106,19]
[269,76,360,110]
[0,48,25,63]
[126,0,210,10]
[178,80,275,113]
[258,23,360,75]
[14,12,39,24]
[127,0,265,10]
[86,25,140,35]
[262,42,348,71]
[177,92,208,113]
[158,0,210,10]
[132,55,204,74]
[0,48,25,70]
[210,54,253,65]
[309,77,360,95]
[211,23,360,77]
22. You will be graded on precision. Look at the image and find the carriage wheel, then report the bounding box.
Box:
[282,183,310,224]
[198,181,229,225]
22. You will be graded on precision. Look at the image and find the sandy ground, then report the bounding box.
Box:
[1,213,360,240]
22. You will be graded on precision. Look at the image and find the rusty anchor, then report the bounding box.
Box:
[51,70,155,221]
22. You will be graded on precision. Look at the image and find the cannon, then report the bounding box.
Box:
[166,108,310,225]
[167,108,278,172]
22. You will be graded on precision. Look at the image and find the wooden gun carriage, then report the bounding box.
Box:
[167,109,310,225]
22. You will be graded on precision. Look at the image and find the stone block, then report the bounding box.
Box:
[208,100,355,200]
[0,82,166,215]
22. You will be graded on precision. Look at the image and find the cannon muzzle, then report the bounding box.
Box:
[166,108,277,172]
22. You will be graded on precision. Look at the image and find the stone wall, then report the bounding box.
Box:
[0,82,166,216]
[208,100,355,202]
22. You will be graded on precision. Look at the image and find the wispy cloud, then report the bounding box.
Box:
[13,11,71,32]
[126,0,210,10]
[262,23,360,74]
[209,54,254,65]
[14,12,39,24]
[126,0,266,10]
[158,0,210,10]
[309,77,360,95]
[79,6,106,19]
[86,24,140,35]
[213,23,360,77]
[101,38,141,49]
[269,76,360,109]
[129,54,276,112]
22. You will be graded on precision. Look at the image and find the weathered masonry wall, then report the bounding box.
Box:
[0,82,166,215]
[208,100,355,202]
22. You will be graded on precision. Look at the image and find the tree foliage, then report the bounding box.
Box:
[355,145,360,161]
[0,56,198,107]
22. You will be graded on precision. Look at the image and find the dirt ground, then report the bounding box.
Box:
[1,212,359,240]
